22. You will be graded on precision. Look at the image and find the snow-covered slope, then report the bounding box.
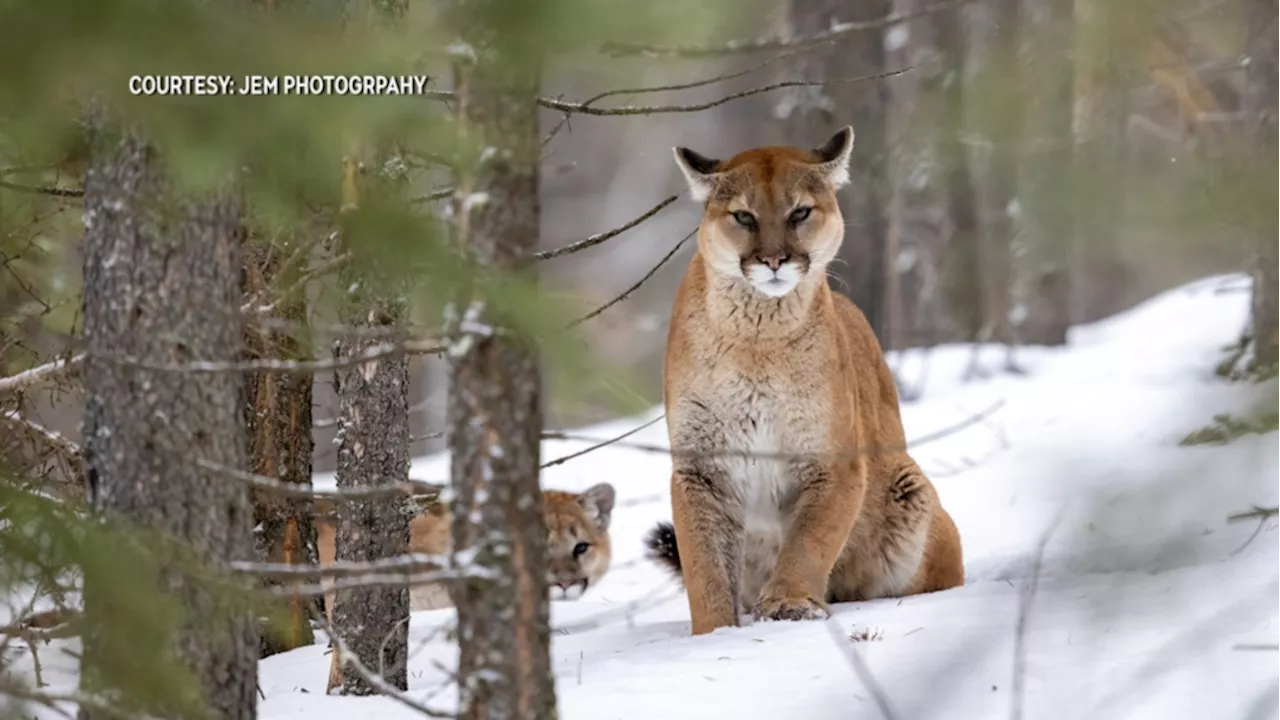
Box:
[9,275,1275,719]
[268,274,1279,720]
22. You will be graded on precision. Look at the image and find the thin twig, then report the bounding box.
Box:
[94,337,445,375]
[427,70,910,117]
[824,617,902,720]
[0,179,84,198]
[534,194,681,260]
[536,69,912,116]
[0,354,83,395]
[242,252,352,315]
[600,0,971,57]
[195,458,442,500]
[566,228,695,329]
[541,414,667,468]
[539,399,1005,463]
[231,553,460,580]
[542,48,812,145]
[1012,511,1064,720]
[309,605,455,718]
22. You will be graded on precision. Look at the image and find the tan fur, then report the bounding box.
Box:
[664,128,964,635]
[315,483,616,618]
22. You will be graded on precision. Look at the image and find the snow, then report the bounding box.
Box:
[8,275,1279,719]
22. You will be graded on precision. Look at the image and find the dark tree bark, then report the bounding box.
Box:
[324,162,412,696]
[787,0,892,345]
[1072,0,1135,325]
[445,7,555,719]
[888,0,988,352]
[243,235,317,657]
[929,3,984,345]
[78,132,257,719]
[1246,0,1278,370]
[972,0,1023,373]
[1019,0,1075,346]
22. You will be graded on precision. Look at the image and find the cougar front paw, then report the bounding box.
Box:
[751,589,829,622]
[890,471,929,511]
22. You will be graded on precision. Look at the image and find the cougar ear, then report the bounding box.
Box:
[577,483,616,531]
[811,125,855,188]
[672,146,722,202]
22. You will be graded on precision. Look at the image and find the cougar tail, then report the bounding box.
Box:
[644,521,684,582]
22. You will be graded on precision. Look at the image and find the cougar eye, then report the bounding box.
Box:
[788,207,812,225]
[731,210,756,228]
[572,542,590,558]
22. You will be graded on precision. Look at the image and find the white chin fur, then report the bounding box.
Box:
[746,263,802,298]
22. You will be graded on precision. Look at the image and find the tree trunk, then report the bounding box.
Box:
[324,162,412,695]
[243,235,317,657]
[787,0,892,345]
[1246,0,1278,370]
[78,131,257,719]
[445,7,555,719]
[892,0,987,352]
[930,3,984,345]
[974,0,1023,370]
[1073,0,1135,325]
[1019,0,1074,346]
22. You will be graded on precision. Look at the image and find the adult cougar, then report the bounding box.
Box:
[645,127,964,635]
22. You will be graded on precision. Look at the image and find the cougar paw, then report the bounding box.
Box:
[751,591,829,623]
[890,472,928,510]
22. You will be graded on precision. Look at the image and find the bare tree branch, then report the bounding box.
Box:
[534,193,681,260]
[93,337,445,375]
[0,354,83,395]
[599,0,971,57]
[195,458,442,500]
[541,414,667,468]
[242,252,351,315]
[566,228,695,329]
[541,48,814,145]
[1012,511,1064,720]
[535,69,912,116]
[231,553,464,580]
[0,179,84,198]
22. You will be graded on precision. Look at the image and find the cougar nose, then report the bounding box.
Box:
[555,580,573,590]
[756,252,789,271]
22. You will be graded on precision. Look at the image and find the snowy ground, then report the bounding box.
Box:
[10,275,1280,719]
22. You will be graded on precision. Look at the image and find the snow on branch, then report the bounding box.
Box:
[195,458,442,500]
[231,553,464,580]
[599,0,971,58]
[534,193,681,260]
[96,336,444,375]
[0,179,84,198]
[0,354,83,395]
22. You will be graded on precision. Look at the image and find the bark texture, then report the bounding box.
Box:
[243,236,317,657]
[1072,0,1135,325]
[1018,0,1074,346]
[326,264,412,694]
[447,8,555,719]
[975,0,1022,361]
[1246,0,1278,370]
[78,132,257,719]
[888,0,983,353]
[787,0,892,345]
